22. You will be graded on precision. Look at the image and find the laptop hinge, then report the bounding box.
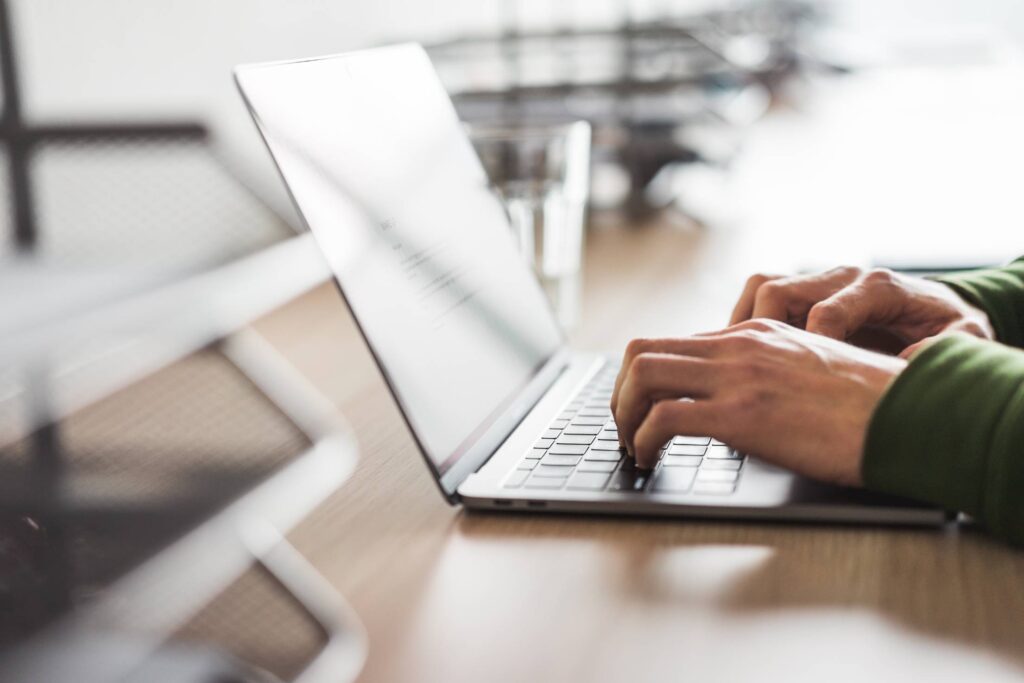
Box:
[436,347,575,501]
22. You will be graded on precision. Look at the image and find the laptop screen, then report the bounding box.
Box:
[236,45,563,477]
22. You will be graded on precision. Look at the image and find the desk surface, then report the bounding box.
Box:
[253,216,1024,683]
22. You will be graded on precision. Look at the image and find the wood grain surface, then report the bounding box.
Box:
[253,215,1024,683]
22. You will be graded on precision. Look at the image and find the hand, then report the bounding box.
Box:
[610,319,907,484]
[729,266,994,357]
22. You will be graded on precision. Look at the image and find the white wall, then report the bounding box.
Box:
[7,0,718,206]
[12,0,726,119]
[10,0,1024,213]
[15,0,1024,119]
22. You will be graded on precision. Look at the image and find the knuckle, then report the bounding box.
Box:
[625,337,651,357]
[745,318,776,333]
[629,353,660,384]
[807,302,840,325]
[741,329,765,345]
[755,279,784,302]
[863,268,895,286]
[721,330,760,353]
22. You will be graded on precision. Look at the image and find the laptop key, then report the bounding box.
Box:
[534,464,576,478]
[548,444,589,455]
[662,454,702,467]
[525,448,547,460]
[564,424,602,435]
[607,468,651,492]
[705,446,740,459]
[542,429,562,440]
[535,438,554,449]
[577,408,610,417]
[584,450,622,462]
[674,435,711,445]
[517,459,539,471]
[504,470,530,488]
[668,444,707,457]
[578,460,618,473]
[567,472,613,490]
[652,467,697,493]
[541,454,582,467]
[590,441,622,451]
[525,475,568,490]
[550,420,569,430]
[557,434,595,446]
[700,459,742,470]
[572,416,607,426]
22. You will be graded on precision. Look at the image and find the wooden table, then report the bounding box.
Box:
[253,215,1024,683]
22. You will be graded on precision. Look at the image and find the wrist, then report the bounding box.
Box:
[845,352,908,487]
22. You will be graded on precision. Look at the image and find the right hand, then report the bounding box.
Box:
[609,320,907,475]
[729,266,995,357]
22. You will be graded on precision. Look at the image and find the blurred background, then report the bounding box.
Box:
[4,1,1024,681]
[8,1,1024,274]
[7,0,1024,271]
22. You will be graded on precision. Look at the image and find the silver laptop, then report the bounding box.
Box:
[235,44,946,526]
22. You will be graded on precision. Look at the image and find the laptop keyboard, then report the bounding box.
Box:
[503,364,745,495]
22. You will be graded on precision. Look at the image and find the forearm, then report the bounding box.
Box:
[937,258,1024,348]
[863,334,1024,545]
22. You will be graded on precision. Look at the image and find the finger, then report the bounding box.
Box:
[729,273,783,325]
[613,354,719,457]
[898,320,984,359]
[805,284,871,339]
[805,278,903,341]
[633,399,721,468]
[749,267,861,324]
[610,337,721,415]
[898,338,931,359]
[944,317,992,340]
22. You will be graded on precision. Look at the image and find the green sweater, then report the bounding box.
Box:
[863,260,1024,545]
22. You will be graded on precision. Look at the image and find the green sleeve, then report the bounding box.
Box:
[936,258,1024,348]
[863,334,1024,545]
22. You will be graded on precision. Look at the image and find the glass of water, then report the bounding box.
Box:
[467,120,591,330]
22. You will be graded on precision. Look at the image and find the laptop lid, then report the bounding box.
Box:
[235,44,567,501]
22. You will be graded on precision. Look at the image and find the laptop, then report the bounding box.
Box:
[235,44,946,525]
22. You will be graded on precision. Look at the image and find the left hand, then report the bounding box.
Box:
[609,319,908,485]
[728,266,994,357]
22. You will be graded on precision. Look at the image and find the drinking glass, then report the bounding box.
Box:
[468,121,591,329]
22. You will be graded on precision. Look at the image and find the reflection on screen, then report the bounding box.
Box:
[239,46,563,472]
